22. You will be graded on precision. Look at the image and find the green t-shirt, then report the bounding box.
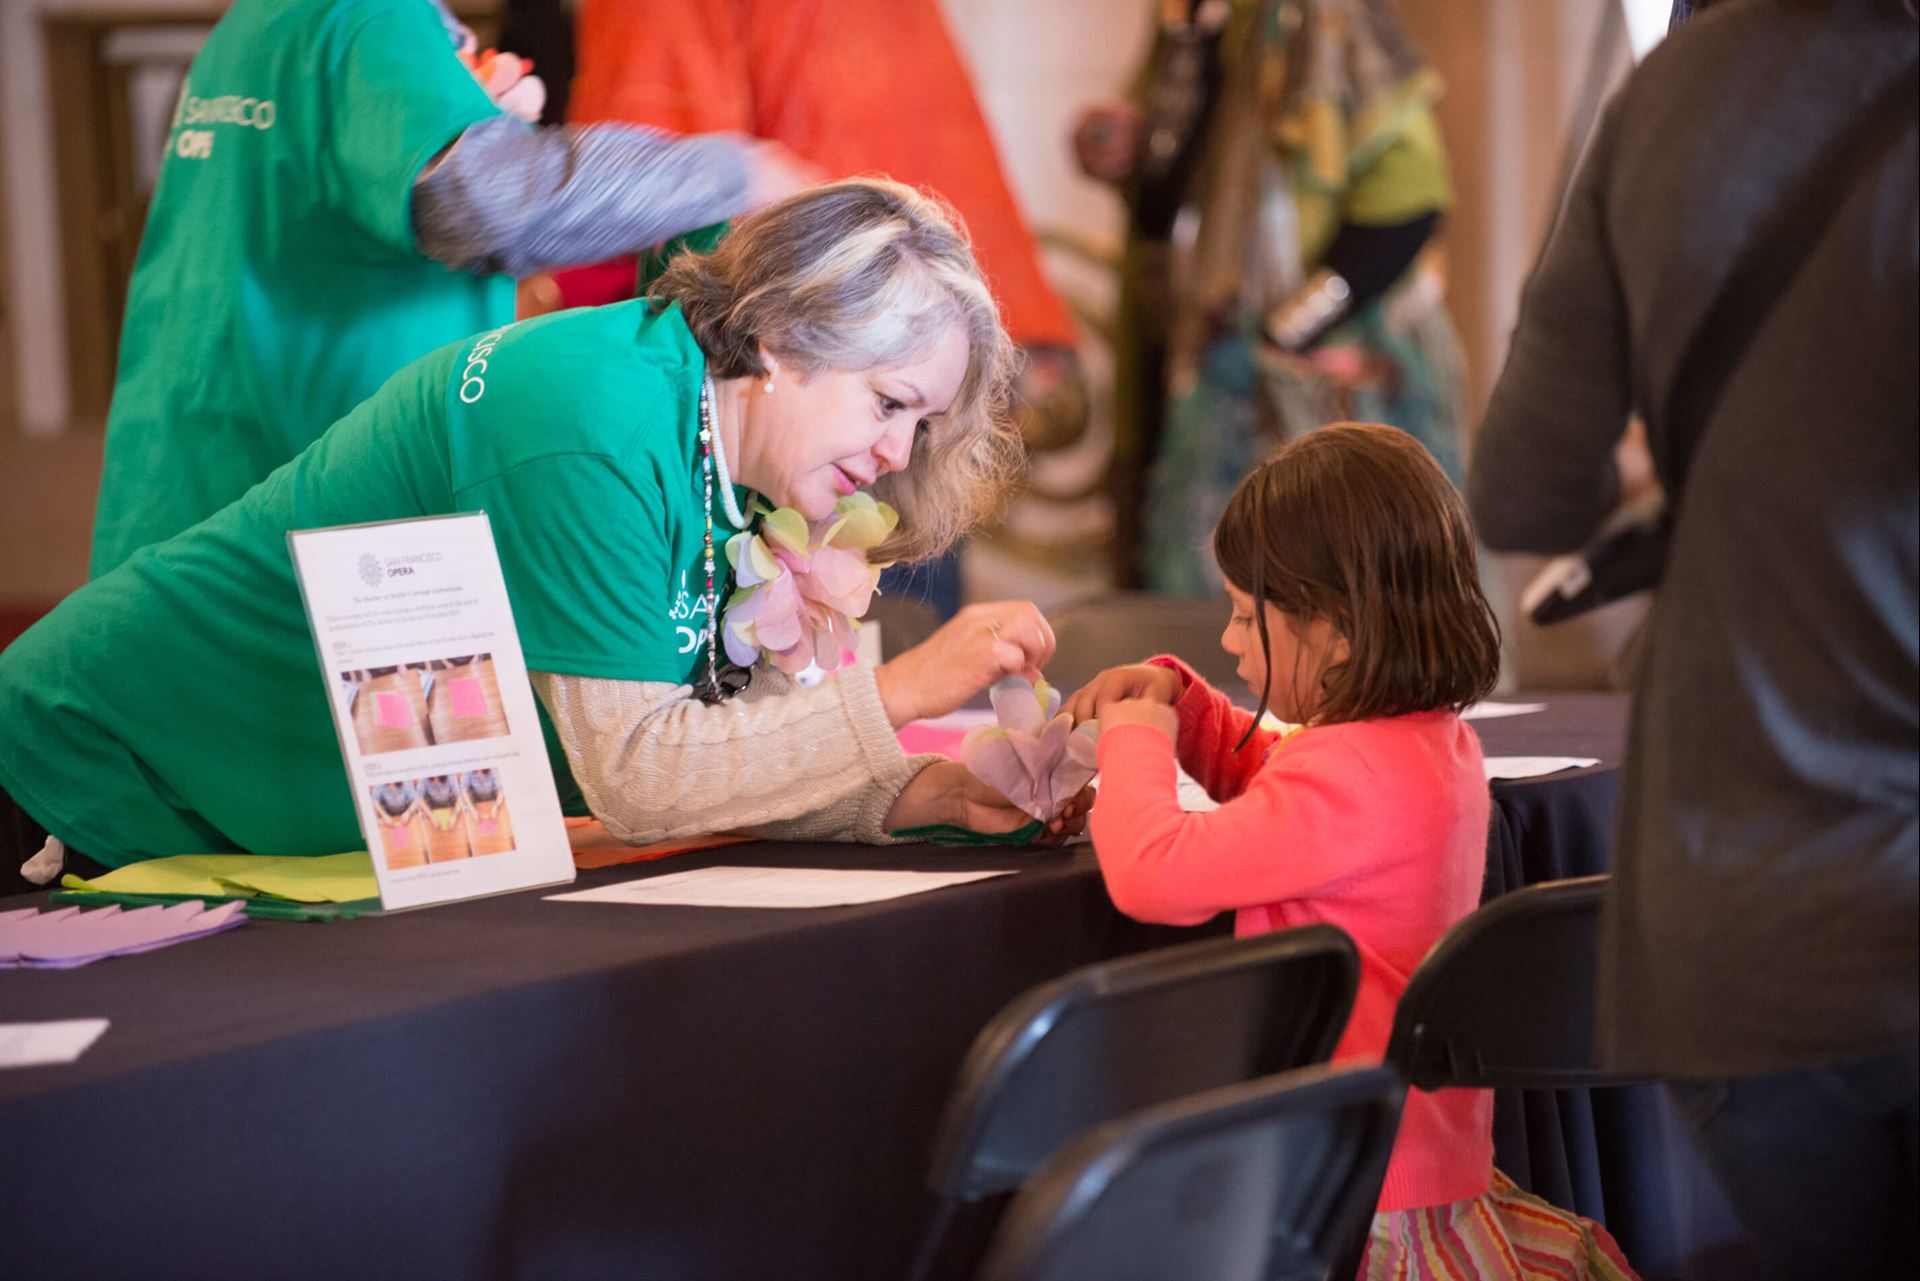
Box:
[0,301,741,864]
[88,0,513,578]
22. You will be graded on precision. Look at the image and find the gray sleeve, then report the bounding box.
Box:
[1467,100,1632,554]
[412,115,752,279]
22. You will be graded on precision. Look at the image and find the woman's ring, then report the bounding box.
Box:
[988,620,1003,641]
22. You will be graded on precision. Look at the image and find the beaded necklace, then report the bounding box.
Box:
[697,375,751,703]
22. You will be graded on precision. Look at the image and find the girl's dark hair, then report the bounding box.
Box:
[1212,423,1500,729]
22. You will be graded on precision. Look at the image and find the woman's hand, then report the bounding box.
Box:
[1072,102,1143,184]
[875,601,1056,728]
[1063,663,1184,727]
[1095,698,1179,743]
[886,762,1092,842]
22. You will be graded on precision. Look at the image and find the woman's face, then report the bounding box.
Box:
[737,324,971,520]
[1219,582,1348,724]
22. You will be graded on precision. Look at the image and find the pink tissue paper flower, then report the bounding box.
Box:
[723,494,898,675]
[961,677,1100,823]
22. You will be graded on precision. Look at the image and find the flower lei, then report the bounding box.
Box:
[721,492,899,675]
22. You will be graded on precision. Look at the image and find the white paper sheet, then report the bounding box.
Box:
[546,866,1015,909]
[1460,701,1548,721]
[1176,771,1220,812]
[1484,756,1600,780]
[0,1019,109,1069]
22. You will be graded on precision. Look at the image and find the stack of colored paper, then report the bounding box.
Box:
[0,901,246,969]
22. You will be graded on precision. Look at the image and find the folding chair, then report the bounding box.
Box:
[1329,875,1636,1278]
[1387,874,1635,1091]
[1046,593,1239,694]
[906,924,1360,1281]
[975,1065,1404,1281]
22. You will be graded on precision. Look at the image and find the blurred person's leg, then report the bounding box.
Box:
[1668,1044,1918,1279]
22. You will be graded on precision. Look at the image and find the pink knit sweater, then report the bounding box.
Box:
[1087,658,1494,1212]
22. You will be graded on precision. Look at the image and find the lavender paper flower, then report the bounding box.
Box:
[961,676,1100,823]
[722,494,898,675]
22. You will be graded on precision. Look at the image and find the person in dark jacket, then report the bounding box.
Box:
[1469,3,1917,1275]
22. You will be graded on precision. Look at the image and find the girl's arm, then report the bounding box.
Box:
[1151,657,1286,802]
[1088,721,1372,926]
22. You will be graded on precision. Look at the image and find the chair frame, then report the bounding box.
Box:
[908,924,1359,1281]
[1386,874,1646,1092]
[975,1065,1405,1281]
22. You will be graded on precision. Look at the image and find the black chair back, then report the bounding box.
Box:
[975,1065,1404,1281]
[906,925,1358,1281]
[1046,594,1239,694]
[1387,874,1635,1091]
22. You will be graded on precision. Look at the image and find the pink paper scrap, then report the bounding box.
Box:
[375,690,414,729]
[447,676,488,719]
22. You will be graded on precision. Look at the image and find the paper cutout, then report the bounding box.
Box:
[1461,701,1547,722]
[212,852,379,903]
[59,851,378,905]
[961,677,1100,823]
[889,820,1047,847]
[447,676,488,719]
[896,709,998,760]
[566,818,758,870]
[375,691,414,728]
[546,865,1013,909]
[0,1019,110,1068]
[0,901,245,969]
[1483,755,1600,780]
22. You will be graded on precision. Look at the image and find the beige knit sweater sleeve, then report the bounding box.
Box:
[529,665,943,845]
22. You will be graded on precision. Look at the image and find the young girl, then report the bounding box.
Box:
[1068,423,1637,1279]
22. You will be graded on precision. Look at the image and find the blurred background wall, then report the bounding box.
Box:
[0,0,1649,679]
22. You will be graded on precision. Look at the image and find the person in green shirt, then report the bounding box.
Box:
[1,180,1073,886]
[88,0,808,578]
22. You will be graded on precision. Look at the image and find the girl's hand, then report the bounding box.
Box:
[875,602,1057,728]
[1097,698,1179,743]
[1063,663,1183,727]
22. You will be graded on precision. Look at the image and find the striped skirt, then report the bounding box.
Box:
[1358,1170,1640,1280]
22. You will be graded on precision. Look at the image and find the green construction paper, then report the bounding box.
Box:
[60,850,377,904]
[888,819,1047,847]
[49,888,380,921]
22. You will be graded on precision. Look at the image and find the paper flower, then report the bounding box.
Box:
[722,494,899,675]
[961,677,1100,823]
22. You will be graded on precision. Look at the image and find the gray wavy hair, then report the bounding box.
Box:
[647,177,1024,562]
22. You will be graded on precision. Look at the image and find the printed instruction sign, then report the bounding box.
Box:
[289,514,573,910]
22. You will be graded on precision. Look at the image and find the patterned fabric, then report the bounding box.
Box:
[412,115,749,279]
[1358,1170,1641,1281]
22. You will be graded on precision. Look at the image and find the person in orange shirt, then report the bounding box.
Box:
[559,0,1075,352]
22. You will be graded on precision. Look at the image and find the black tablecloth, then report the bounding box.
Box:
[1,845,1195,1281]
[3,693,1707,1280]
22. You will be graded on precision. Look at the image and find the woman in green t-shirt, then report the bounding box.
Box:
[0,180,1075,885]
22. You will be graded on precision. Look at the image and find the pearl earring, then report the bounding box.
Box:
[762,375,775,395]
